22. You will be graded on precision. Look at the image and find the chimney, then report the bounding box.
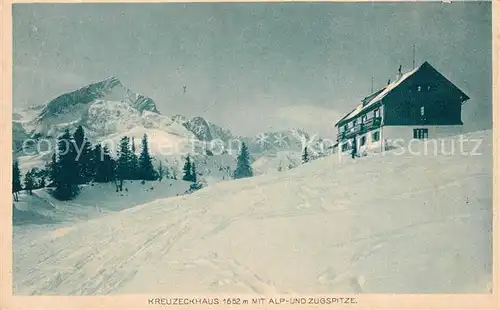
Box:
[387,79,391,85]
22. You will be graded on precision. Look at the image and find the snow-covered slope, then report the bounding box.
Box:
[252,150,302,174]
[13,130,492,294]
[13,179,192,228]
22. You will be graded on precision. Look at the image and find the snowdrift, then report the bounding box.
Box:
[13,130,492,295]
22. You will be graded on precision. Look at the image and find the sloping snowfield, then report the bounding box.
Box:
[13,131,492,295]
[13,179,192,227]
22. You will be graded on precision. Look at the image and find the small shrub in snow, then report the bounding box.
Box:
[190,183,203,191]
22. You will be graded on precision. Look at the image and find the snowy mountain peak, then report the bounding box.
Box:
[100,76,122,88]
[172,114,189,125]
[41,76,157,117]
[171,115,233,142]
[18,77,161,138]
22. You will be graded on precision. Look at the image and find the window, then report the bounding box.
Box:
[341,143,348,152]
[427,85,431,91]
[353,119,357,127]
[413,128,429,139]
[360,136,366,146]
[374,108,380,118]
[417,86,422,92]
[420,106,425,116]
[372,131,380,142]
[361,114,367,123]
[344,124,348,132]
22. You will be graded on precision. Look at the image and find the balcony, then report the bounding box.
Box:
[337,116,382,141]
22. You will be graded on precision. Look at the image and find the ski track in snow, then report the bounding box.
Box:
[18,206,205,295]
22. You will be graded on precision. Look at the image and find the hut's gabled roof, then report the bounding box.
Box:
[334,61,470,127]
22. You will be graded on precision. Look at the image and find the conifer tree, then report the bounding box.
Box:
[12,160,22,202]
[73,125,93,183]
[93,143,103,178]
[182,155,193,182]
[158,161,163,181]
[188,162,204,192]
[53,129,80,200]
[46,153,58,187]
[138,134,156,180]
[94,144,116,183]
[85,142,96,181]
[164,164,170,180]
[30,167,46,189]
[191,162,197,183]
[171,160,178,180]
[116,136,131,191]
[302,146,310,164]
[38,173,46,188]
[24,170,35,195]
[233,142,253,179]
[129,137,140,180]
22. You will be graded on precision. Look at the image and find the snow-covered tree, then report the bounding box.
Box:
[12,160,22,202]
[182,155,193,182]
[30,167,47,189]
[302,146,310,164]
[171,159,179,180]
[233,142,253,179]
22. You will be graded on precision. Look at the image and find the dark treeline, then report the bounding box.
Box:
[12,129,258,202]
[12,126,165,201]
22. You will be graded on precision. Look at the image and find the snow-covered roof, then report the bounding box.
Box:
[335,63,422,126]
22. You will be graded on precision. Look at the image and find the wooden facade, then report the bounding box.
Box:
[335,61,470,156]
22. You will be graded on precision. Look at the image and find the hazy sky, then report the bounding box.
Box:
[13,2,491,136]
